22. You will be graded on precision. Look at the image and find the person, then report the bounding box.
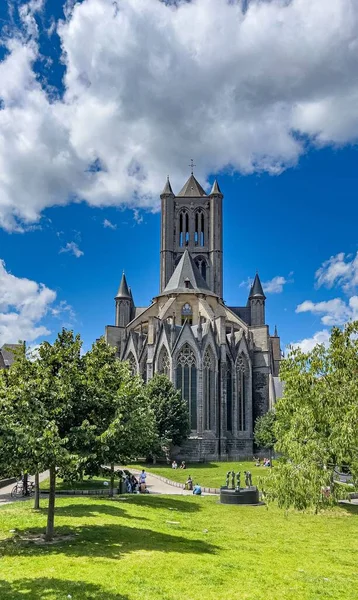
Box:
[180,461,186,469]
[193,483,202,496]
[139,469,147,484]
[185,475,193,491]
[172,460,178,470]
[130,474,138,493]
[255,457,261,467]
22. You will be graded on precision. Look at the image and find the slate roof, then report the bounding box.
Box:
[0,344,23,368]
[209,179,223,196]
[161,177,174,196]
[116,273,131,298]
[249,273,266,298]
[177,174,207,198]
[160,249,217,296]
[228,306,251,325]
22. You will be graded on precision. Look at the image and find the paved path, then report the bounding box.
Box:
[130,470,193,495]
[0,472,49,507]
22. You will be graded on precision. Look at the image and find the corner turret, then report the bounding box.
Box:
[249,273,266,326]
[115,272,134,327]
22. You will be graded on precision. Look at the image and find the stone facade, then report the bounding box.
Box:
[105,173,282,460]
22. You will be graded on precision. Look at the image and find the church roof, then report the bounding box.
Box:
[116,272,131,298]
[249,273,266,299]
[160,249,217,296]
[177,174,207,198]
[161,176,174,196]
[209,179,223,196]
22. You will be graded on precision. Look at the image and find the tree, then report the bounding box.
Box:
[254,410,276,465]
[263,323,358,510]
[145,374,190,459]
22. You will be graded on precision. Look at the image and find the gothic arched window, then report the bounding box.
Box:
[237,355,247,431]
[127,353,137,377]
[194,209,205,247]
[203,347,215,431]
[194,256,207,281]
[176,343,197,430]
[158,346,170,378]
[179,210,189,247]
[226,358,233,432]
[181,303,193,325]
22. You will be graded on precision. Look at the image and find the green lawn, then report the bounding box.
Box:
[40,476,115,491]
[0,495,356,599]
[128,460,271,488]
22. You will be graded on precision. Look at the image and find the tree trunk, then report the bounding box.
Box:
[23,472,28,496]
[33,472,40,510]
[269,447,273,468]
[45,466,56,541]
[109,463,115,498]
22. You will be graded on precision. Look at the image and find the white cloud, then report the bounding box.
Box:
[103,218,117,229]
[296,296,358,326]
[263,276,290,294]
[315,251,358,292]
[1,0,358,230]
[289,329,330,353]
[0,259,56,346]
[132,209,143,225]
[59,241,84,258]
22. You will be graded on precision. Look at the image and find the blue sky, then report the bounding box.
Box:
[1,0,358,353]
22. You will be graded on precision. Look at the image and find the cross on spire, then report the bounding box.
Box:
[189,158,196,174]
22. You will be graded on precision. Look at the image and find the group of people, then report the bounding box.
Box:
[184,474,202,495]
[254,457,271,467]
[124,469,149,493]
[171,460,186,470]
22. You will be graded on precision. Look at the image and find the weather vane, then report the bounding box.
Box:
[189,158,196,174]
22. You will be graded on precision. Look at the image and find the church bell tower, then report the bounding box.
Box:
[160,166,223,297]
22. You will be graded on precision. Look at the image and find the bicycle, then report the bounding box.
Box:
[10,480,35,498]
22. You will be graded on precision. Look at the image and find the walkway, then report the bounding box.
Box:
[0,472,49,506]
[130,470,193,495]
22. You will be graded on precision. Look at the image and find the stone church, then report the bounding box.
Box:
[105,172,282,460]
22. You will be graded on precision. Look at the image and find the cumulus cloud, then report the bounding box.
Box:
[103,218,117,229]
[315,251,358,292]
[59,242,84,258]
[289,329,330,353]
[296,296,358,326]
[262,276,290,294]
[0,259,56,346]
[1,0,358,230]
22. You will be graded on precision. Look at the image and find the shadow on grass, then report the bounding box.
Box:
[0,523,218,560]
[338,502,358,515]
[39,501,148,521]
[122,494,202,512]
[0,577,128,599]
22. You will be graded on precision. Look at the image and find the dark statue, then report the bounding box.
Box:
[226,471,231,488]
[231,470,235,489]
[244,470,252,487]
[235,471,241,491]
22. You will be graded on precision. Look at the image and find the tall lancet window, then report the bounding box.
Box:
[237,356,247,432]
[176,343,197,430]
[179,210,189,247]
[127,353,137,377]
[194,257,207,281]
[158,346,170,378]
[203,347,215,430]
[226,358,233,432]
[194,210,205,247]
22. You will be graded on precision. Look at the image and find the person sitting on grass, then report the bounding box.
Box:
[185,475,193,490]
[193,483,202,495]
[180,461,186,469]
[172,460,178,470]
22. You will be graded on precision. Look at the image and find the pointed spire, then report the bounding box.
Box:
[209,179,223,197]
[161,249,216,296]
[116,272,131,298]
[177,174,207,198]
[160,176,174,197]
[249,273,266,299]
[274,325,278,337]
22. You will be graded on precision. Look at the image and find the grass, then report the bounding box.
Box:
[0,494,357,599]
[127,460,272,488]
[40,476,114,491]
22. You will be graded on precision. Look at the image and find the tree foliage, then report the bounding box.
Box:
[263,323,358,510]
[146,374,190,451]
[254,410,276,450]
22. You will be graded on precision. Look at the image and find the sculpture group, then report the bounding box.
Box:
[225,469,253,491]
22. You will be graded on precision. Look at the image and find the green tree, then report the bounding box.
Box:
[254,410,276,466]
[263,323,358,510]
[146,374,190,459]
